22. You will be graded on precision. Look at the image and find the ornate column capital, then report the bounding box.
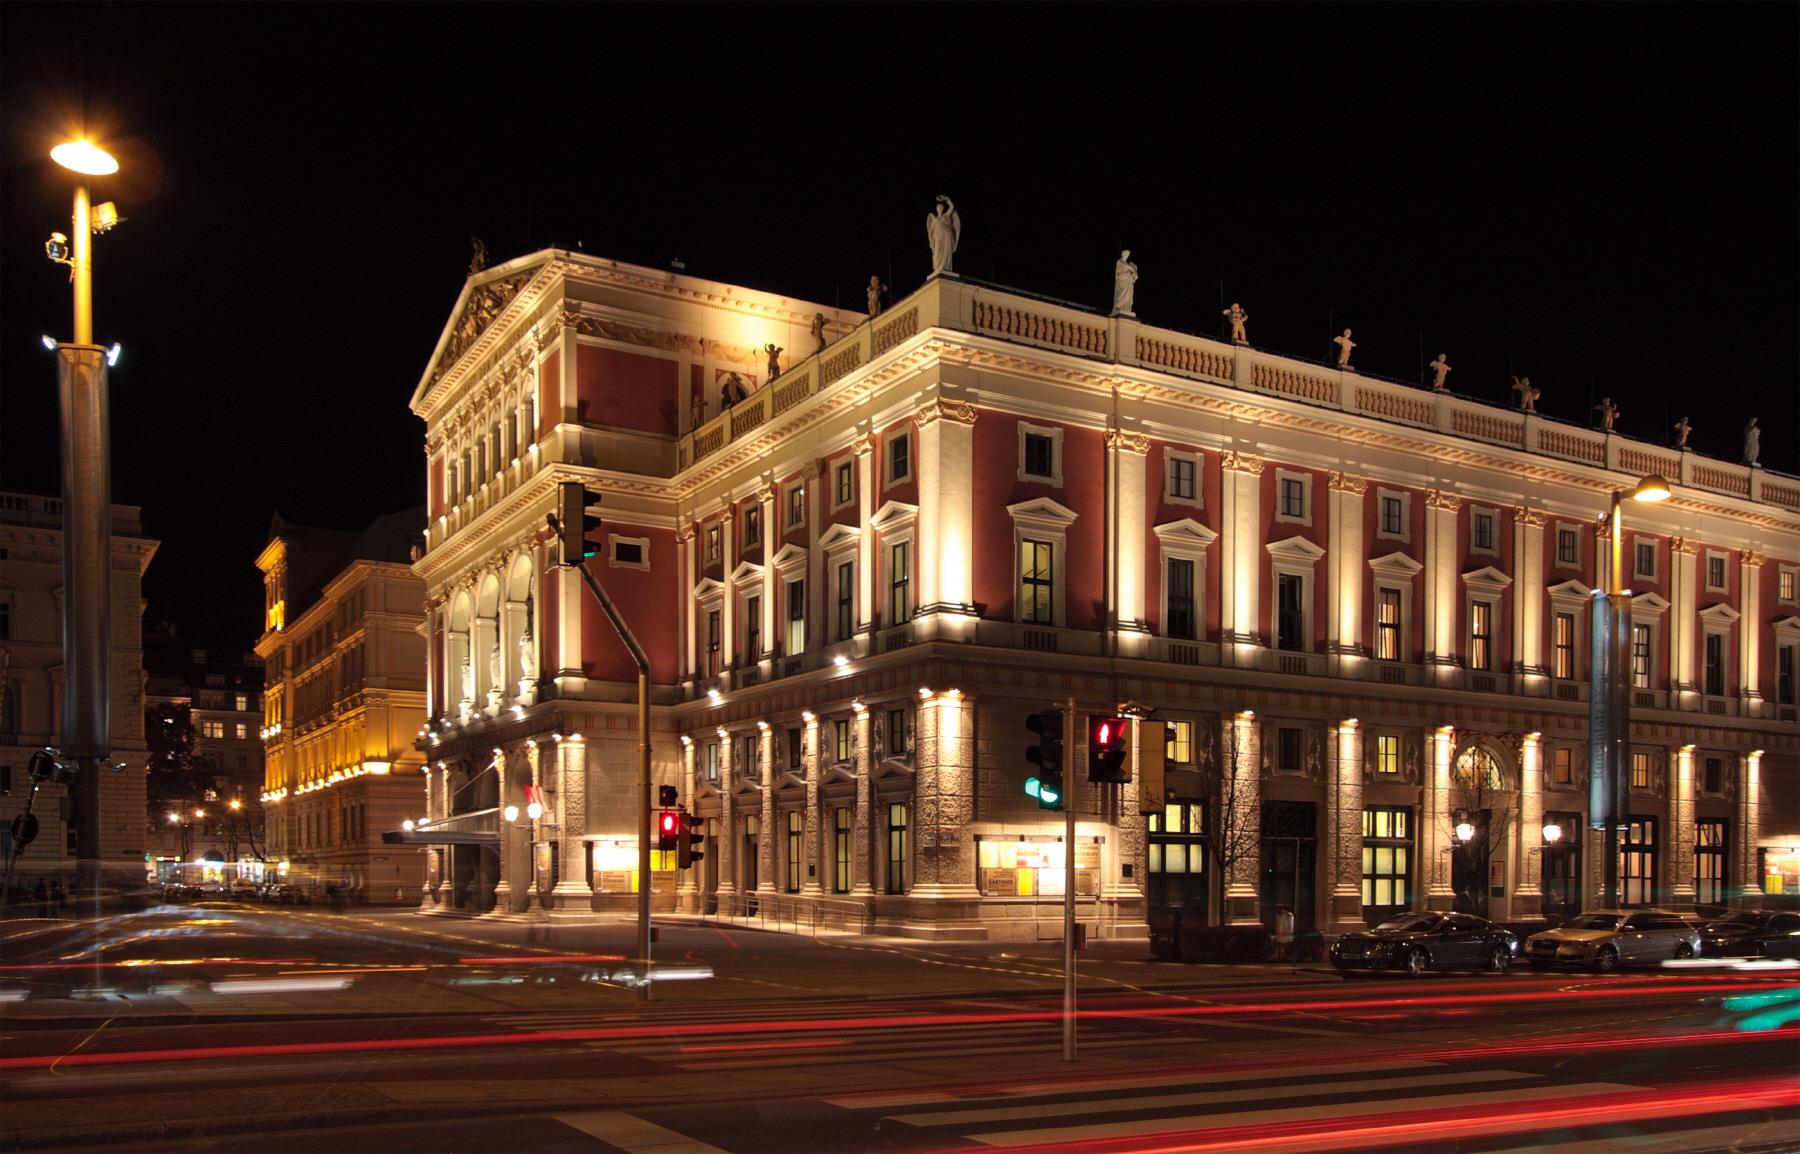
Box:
[1671,537,1700,557]
[850,434,874,458]
[1742,549,1765,568]
[1221,450,1264,476]
[1515,506,1546,527]
[755,485,776,507]
[1104,428,1150,454]
[1426,489,1462,512]
[1328,471,1367,494]
[916,398,977,427]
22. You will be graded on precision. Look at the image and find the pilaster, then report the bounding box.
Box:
[1666,744,1696,908]
[678,525,696,684]
[714,727,736,895]
[1219,452,1264,664]
[1224,711,1262,923]
[1424,491,1462,686]
[720,502,738,671]
[1326,720,1365,933]
[1671,538,1700,708]
[1107,429,1150,658]
[1513,732,1545,920]
[1327,473,1367,674]
[854,436,876,638]
[801,714,823,895]
[758,486,778,681]
[676,738,697,909]
[1423,725,1457,908]
[1514,507,1547,691]
[911,690,980,898]
[851,702,874,895]
[1736,750,1764,908]
[914,398,979,641]
[551,737,593,903]
[758,722,777,892]
[1740,551,1764,711]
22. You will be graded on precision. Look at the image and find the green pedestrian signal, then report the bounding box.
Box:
[1024,708,1065,811]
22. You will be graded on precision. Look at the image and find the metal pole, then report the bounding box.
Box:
[1062,697,1076,1062]
[572,562,653,1000]
[1604,494,1624,910]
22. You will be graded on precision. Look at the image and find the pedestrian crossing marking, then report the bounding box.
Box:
[554,1109,732,1153]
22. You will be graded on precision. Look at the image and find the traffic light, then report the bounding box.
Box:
[556,481,603,563]
[1088,715,1131,783]
[677,812,706,869]
[1024,708,1065,810]
[658,785,679,807]
[657,809,680,852]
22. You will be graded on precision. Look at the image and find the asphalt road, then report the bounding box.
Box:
[3,902,1796,1154]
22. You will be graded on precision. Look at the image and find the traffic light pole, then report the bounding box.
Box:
[1062,697,1076,1062]
[571,560,654,1001]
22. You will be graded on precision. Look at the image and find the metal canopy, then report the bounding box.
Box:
[381,806,499,847]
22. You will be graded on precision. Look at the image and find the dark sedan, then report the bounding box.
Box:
[1700,911,1800,959]
[1331,912,1519,976]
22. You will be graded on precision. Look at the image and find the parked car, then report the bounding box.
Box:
[1525,910,1700,971]
[1331,912,1519,976]
[1699,911,1800,959]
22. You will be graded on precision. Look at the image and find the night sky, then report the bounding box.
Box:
[2,5,1794,651]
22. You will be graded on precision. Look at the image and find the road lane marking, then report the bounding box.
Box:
[553,1109,733,1153]
[965,1080,1641,1146]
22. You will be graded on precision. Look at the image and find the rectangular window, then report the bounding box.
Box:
[201,721,225,739]
[1635,541,1656,580]
[788,728,803,770]
[787,487,805,529]
[235,694,249,712]
[785,580,806,656]
[0,605,9,641]
[833,809,851,893]
[836,561,855,641]
[888,434,910,483]
[1619,818,1657,906]
[886,804,907,895]
[1147,803,1205,876]
[1276,727,1301,772]
[1632,624,1652,689]
[1782,569,1797,602]
[234,723,248,740]
[1556,527,1579,566]
[1695,819,1727,904]
[1166,558,1195,640]
[786,812,802,893]
[1470,601,1493,671]
[1554,612,1576,680]
[1023,433,1055,480]
[1169,456,1196,501]
[888,542,911,625]
[705,742,719,782]
[887,709,907,756]
[1276,573,1304,652]
[1707,555,1726,590]
[1703,756,1723,794]
[1360,806,1412,913]
[1381,496,1402,536]
[1780,646,1796,706]
[1376,588,1401,661]
[1473,512,1494,551]
[835,462,854,506]
[1553,747,1573,785]
[706,525,721,564]
[1630,750,1651,790]
[1280,477,1304,518]
[742,505,761,548]
[1020,539,1053,625]
[745,596,761,663]
[1704,633,1724,696]
[706,609,721,676]
[1376,734,1400,775]
[834,719,851,762]
[1165,720,1192,764]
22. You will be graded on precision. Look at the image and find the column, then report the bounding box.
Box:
[757,722,776,893]
[1667,744,1696,908]
[912,689,979,898]
[851,702,874,895]
[1423,725,1456,908]
[918,398,978,641]
[1223,711,1262,924]
[1326,719,1364,932]
[551,736,592,905]
[758,485,777,680]
[676,738,697,910]
[525,741,544,912]
[1671,538,1699,708]
[1740,551,1764,711]
[1424,492,1462,687]
[801,713,823,896]
[1515,508,1547,693]
[714,727,736,897]
[1736,750,1764,909]
[854,435,875,642]
[1107,429,1150,658]
[553,561,583,695]
[1514,732,1545,921]
[492,747,515,912]
[1327,473,1366,675]
[1219,452,1264,665]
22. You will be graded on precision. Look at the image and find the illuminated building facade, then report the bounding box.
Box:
[412,251,1799,936]
[256,512,428,902]
[0,491,156,890]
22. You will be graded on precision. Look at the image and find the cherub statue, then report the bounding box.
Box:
[765,343,783,381]
[1595,397,1620,432]
[1223,302,1249,344]
[1332,328,1356,368]
[810,313,827,355]
[1673,416,1692,449]
[1511,375,1540,413]
[1428,353,1452,391]
[866,275,886,317]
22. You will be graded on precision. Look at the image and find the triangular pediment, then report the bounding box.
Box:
[1007,497,1079,529]
[768,543,808,572]
[1153,518,1217,548]
[816,522,861,551]
[1773,615,1800,637]
[870,500,920,532]
[1546,578,1594,601]
[773,770,807,795]
[873,757,916,781]
[692,782,722,803]
[411,255,549,414]
[729,559,764,584]
[1630,591,1671,616]
[1369,551,1425,578]
[693,576,724,600]
[1462,565,1513,592]
[1266,535,1326,563]
[1698,602,1741,625]
[731,776,764,800]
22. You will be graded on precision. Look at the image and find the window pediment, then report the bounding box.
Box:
[692,577,724,600]
[1546,578,1593,602]
[1368,551,1424,578]
[874,758,917,782]
[729,560,764,585]
[1006,497,1079,531]
[768,543,808,571]
[692,782,722,803]
[820,764,857,789]
[870,500,919,533]
[1461,565,1513,594]
[1698,602,1740,626]
[1153,518,1217,549]
[772,769,807,793]
[731,776,764,800]
[1266,534,1326,564]
[1630,591,1671,616]
[816,523,861,551]
[1772,615,1800,638]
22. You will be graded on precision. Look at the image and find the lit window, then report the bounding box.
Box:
[1781,569,1797,603]
[1376,734,1400,775]
[1631,623,1652,688]
[1020,539,1053,625]
[1552,747,1573,785]
[1361,806,1411,912]
[888,542,911,625]
[887,709,907,756]
[1554,612,1576,680]
[1630,750,1650,790]
[705,525,721,564]
[785,580,806,656]
[1470,601,1493,671]
[834,719,851,762]
[1376,588,1401,661]
[835,561,855,641]
[1165,721,1193,764]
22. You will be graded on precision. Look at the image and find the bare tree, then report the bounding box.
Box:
[1194,714,1260,919]
[1447,744,1517,918]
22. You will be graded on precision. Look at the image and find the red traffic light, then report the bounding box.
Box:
[1088,715,1131,784]
[657,809,680,851]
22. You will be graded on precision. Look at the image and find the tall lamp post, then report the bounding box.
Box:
[1591,473,1671,909]
[46,139,124,901]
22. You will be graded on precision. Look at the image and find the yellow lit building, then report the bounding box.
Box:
[255,512,428,903]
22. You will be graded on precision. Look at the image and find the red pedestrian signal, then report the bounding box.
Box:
[1088,715,1131,783]
[657,809,679,851]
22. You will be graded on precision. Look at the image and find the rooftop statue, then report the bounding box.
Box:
[469,236,488,276]
[1112,249,1138,316]
[765,343,783,381]
[1429,353,1452,391]
[1511,375,1540,413]
[811,313,828,355]
[1595,397,1620,432]
[1744,417,1761,466]
[926,195,960,276]
[1673,416,1692,449]
[1332,328,1356,368]
[1223,302,1249,344]
[866,275,887,317]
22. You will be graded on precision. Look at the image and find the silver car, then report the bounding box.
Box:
[1525,910,1701,971]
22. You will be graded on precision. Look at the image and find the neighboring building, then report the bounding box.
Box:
[142,628,266,885]
[255,511,428,903]
[408,249,1799,937]
[0,491,157,891]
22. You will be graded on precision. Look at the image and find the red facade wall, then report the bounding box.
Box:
[429,456,445,519]
[826,452,859,529]
[539,350,561,439]
[1362,485,1427,663]
[576,345,679,435]
[580,525,680,683]
[1452,505,1514,671]
[1258,463,1330,649]
[968,416,1104,630]
[1144,441,1221,638]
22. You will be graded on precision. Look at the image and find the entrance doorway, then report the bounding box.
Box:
[1259,801,1317,932]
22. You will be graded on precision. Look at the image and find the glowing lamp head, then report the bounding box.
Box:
[51,139,119,176]
[1629,474,1672,504]
[502,804,520,823]
[166,812,179,824]
[228,799,242,811]
[525,801,544,821]
[1543,822,1564,844]
[402,819,415,832]
[1455,820,1476,844]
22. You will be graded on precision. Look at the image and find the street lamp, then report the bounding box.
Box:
[1592,472,1672,910]
[1542,821,1564,845]
[1454,818,1476,845]
[47,137,124,902]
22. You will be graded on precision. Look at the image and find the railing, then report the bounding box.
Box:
[711,891,876,936]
